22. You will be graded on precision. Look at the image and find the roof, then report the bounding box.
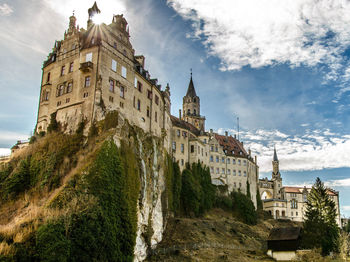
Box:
[214,133,248,157]
[185,76,197,97]
[273,147,278,161]
[268,227,301,241]
[170,115,200,136]
[283,186,338,196]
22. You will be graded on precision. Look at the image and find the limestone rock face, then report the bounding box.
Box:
[112,122,167,262]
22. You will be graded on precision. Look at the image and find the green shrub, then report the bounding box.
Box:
[2,158,30,199]
[214,195,233,211]
[47,112,59,133]
[36,220,71,261]
[231,190,257,225]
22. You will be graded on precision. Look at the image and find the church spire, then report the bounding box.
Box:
[273,146,278,162]
[186,70,197,97]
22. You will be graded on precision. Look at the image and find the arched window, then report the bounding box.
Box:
[193,98,196,103]
[187,109,190,115]
[194,109,196,115]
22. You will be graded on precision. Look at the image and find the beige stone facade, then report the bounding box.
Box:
[171,76,259,207]
[259,149,341,225]
[36,10,171,151]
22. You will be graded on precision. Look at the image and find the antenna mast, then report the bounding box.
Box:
[237,117,239,141]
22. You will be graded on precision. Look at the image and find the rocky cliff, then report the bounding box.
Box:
[0,114,169,261]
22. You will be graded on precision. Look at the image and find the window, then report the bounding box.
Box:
[66,82,73,93]
[216,168,219,174]
[238,170,241,176]
[109,79,115,92]
[113,42,117,49]
[121,66,127,78]
[85,76,91,87]
[201,148,203,156]
[155,95,159,105]
[291,199,298,209]
[181,144,184,153]
[57,101,61,106]
[109,96,114,102]
[243,160,247,166]
[47,72,51,82]
[177,130,180,137]
[147,106,150,117]
[210,167,214,173]
[86,52,92,62]
[210,145,214,151]
[233,170,236,176]
[120,86,125,98]
[222,157,225,163]
[134,77,138,88]
[83,92,89,98]
[69,62,74,73]
[210,156,213,162]
[227,169,231,175]
[243,171,247,177]
[232,159,236,164]
[216,156,219,163]
[215,146,218,152]
[191,145,194,153]
[60,65,65,76]
[204,139,207,144]
[57,85,64,96]
[137,99,141,111]
[238,160,241,165]
[181,159,184,166]
[147,90,152,100]
[137,81,142,92]
[42,90,49,101]
[227,158,230,164]
[172,142,176,151]
[187,109,190,115]
[296,212,298,216]
[66,98,70,103]
[198,146,200,152]
[155,111,157,122]
[222,168,225,174]
[111,59,117,72]
[120,102,124,108]
[193,109,196,115]
[239,182,242,188]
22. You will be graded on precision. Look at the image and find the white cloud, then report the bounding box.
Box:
[342,206,350,211]
[222,128,350,172]
[0,131,28,144]
[168,0,350,71]
[0,3,13,16]
[0,148,10,157]
[325,178,350,188]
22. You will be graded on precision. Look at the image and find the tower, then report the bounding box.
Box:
[272,146,282,199]
[182,72,205,131]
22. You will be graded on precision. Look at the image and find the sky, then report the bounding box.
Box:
[0,0,350,216]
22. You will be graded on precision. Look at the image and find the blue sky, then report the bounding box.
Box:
[0,0,350,216]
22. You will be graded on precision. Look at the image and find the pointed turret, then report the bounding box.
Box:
[186,76,197,97]
[182,70,206,131]
[273,146,278,161]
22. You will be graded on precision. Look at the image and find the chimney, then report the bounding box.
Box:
[255,155,257,164]
[248,149,251,156]
[225,131,228,138]
[179,109,182,119]
[234,134,236,139]
[210,129,213,134]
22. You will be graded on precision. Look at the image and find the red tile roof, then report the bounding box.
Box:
[283,186,338,196]
[170,115,200,136]
[214,133,248,157]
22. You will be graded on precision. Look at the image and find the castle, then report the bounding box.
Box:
[35,3,259,207]
[34,3,342,218]
[259,148,341,225]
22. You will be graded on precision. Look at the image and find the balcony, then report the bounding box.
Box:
[79,61,93,72]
